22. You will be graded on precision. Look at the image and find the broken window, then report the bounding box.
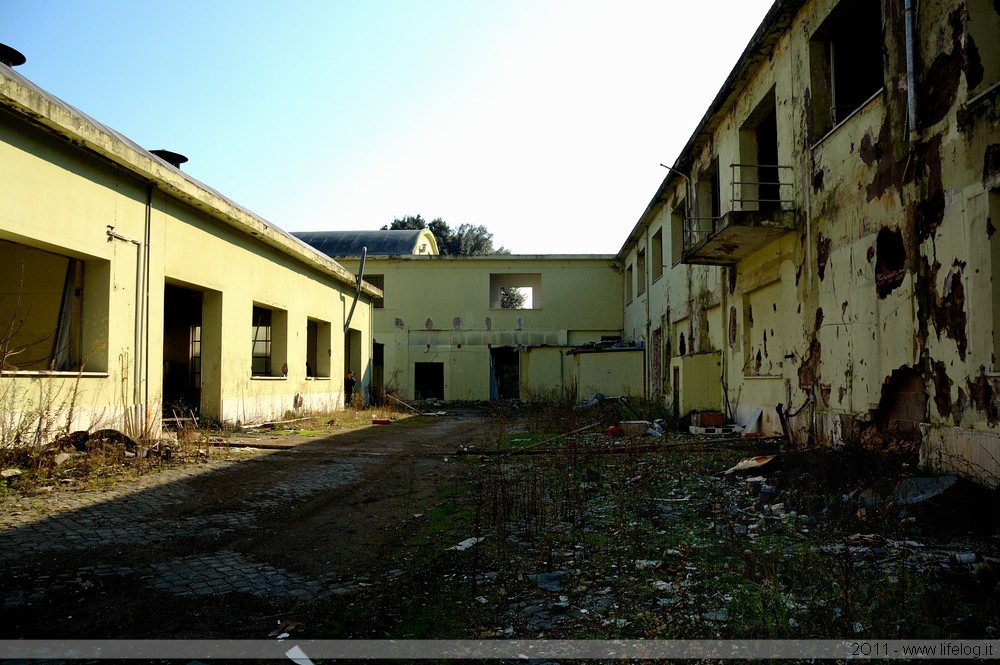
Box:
[625,264,634,304]
[0,239,108,373]
[809,0,884,139]
[967,0,1000,98]
[670,204,685,266]
[365,274,384,309]
[651,228,664,283]
[490,273,540,309]
[251,304,288,377]
[306,318,332,378]
[637,250,647,296]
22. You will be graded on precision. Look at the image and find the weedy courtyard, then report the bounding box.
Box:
[309,399,1000,642]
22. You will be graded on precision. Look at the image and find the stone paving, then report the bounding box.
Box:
[0,447,373,610]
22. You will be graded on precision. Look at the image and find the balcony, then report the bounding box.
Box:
[682,164,798,266]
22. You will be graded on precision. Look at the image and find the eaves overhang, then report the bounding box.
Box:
[0,66,372,297]
[616,0,806,261]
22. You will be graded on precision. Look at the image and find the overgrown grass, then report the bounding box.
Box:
[455,412,1000,640]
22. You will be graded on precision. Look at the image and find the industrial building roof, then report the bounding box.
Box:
[293,230,439,257]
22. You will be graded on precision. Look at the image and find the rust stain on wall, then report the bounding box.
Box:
[816,233,831,281]
[798,336,821,390]
[932,359,953,420]
[729,305,738,349]
[921,7,977,128]
[936,263,969,362]
[967,370,1000,426]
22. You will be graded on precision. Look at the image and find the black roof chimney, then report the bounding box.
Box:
[0,44,26,68]
[150,149,189,169]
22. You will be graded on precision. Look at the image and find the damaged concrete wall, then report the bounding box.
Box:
[621,0,1000,482]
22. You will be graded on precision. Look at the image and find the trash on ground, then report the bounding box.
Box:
[724,455,777,476]
[448,537,486,551]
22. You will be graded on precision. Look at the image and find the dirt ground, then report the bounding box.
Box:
[0,409,488,641]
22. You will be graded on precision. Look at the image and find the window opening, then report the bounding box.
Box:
[251,306,272,376]
[490,273,541,309]
[626,264,634,303]
[651,229,664,282]
[0,239,103,372]
[637,250,647,295]
[366,274,384,309]
[810,0,884,138]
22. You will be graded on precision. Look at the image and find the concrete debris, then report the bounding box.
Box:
[1,468,23,478]
[447,537,485,551]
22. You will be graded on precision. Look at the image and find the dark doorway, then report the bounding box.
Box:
[372,341,385,400]
[414,362,444,400]
[490,347,520,400]
[163,284,203,415]
[756,106,779,211]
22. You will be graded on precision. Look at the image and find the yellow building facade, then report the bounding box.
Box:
[621,0,1000,482]
[0,62,375,441]
[332,255,632,402]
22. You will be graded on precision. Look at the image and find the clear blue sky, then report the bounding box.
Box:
[3,0,774,254]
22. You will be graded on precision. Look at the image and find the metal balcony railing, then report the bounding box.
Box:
[681,163,795,260]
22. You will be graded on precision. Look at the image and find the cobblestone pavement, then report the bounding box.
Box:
[0,414,481,642]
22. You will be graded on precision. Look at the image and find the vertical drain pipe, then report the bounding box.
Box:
[106,225,142,437]
[344,247,367,334]
[904,0,918,144]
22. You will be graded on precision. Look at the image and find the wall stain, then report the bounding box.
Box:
[920,7,973,128]
[932,359,953,420]
[798,336,821,390]
[967,370,1000,426]
[729,305,738,349]
[816,233,831,281]
[937,263,969,362]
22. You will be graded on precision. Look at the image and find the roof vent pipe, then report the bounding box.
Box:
[0,44,26,67]
[150,149,188,169]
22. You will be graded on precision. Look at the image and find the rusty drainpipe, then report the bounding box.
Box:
[904,0,918,144]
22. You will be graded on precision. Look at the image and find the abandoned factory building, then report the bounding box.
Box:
[0,52,378,441]
[619,0,1000,484]
[2,0,1000,486]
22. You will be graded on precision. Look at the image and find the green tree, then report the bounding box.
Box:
[382,216,509,256]
[382,215,523,307]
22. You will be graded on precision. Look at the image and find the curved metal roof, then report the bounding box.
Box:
[293,230,439,257]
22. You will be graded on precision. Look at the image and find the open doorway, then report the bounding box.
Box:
[163,284,203,415]
[490,347,520,400]
[414,361,444,400]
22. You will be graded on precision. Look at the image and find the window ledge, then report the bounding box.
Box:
[306,376,331,381]
[811,87,885,150]
[251,376,287,381]
[0,370,110,379]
